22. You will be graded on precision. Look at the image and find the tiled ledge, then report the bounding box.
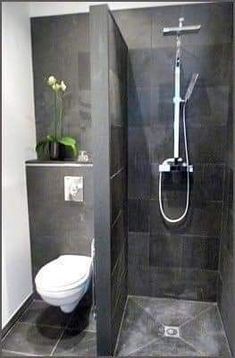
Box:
[25,160,93,168]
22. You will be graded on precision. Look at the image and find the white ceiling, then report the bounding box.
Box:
[29,1,207,17]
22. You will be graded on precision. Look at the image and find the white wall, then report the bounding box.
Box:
[29,1,204,17]
[2,2,36,328]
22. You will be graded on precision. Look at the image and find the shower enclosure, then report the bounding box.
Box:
[90,3,234,356]
[159,17,200,223]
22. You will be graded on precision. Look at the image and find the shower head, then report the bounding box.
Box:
[184,73,199,102]
[163,25,201,35]
[163,17,201,36]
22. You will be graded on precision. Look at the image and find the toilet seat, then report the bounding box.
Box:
[35,255,92,293]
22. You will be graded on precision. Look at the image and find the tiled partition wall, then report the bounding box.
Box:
[114,2,233,301]
[90,5,128,356]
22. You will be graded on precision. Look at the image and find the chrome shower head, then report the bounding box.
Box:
[184,73,199,102]
[163,17,201,36]
[163,25,201,36]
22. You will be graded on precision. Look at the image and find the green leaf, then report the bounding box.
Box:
[35,139,49,159]
[47,134,56,142]
[60,136,76,144]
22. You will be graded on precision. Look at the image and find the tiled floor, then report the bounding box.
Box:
[2,293,96,357]
[115,296,232,357]
[2,295,231,357]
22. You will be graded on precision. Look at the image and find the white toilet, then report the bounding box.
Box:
[35,254,92,313]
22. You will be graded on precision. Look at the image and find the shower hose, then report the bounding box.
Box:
[159,102,190,223]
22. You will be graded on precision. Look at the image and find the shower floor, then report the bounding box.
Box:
[115,295,231,357]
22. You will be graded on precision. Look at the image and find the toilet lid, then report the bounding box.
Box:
[35,255,91,291]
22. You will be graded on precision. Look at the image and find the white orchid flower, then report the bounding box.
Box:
[47,75,56,86]
[60,80,67,92]
[52,83,61,92]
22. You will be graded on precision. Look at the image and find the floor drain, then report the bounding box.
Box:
[164,326,180,338]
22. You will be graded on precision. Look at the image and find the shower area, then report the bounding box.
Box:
[90,2,234,356]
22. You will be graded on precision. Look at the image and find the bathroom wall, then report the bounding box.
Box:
[114,2,233,301]
[26,164,94,281]
[218,36,234,354]
[90,5,128,355]
[29,13,94,284]
[31,13,91,153]
[2,2,36,328]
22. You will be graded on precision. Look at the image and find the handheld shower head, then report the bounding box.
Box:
[184,73,199,102]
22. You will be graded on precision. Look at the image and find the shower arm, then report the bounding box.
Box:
[163,17,201,162]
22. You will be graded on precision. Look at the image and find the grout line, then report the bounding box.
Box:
[130,296,162,326]
[2,295,34,340]
[128,294,216,306]
[2,319,23,343]
[179,336,205,356]
[113,296,129,356]
[111,209,123,229]
[217,163,227,275]
[49,327,66,357]
[128,230,222,239]
[110,167,124,180]
[126,337,160,356]
[17,320,71,331]
[215,304,232,357]
[179,305,213,328]
[2,349,39,356]
[128,263,220,274]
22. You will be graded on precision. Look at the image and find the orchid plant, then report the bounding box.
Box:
[36,75,78,159]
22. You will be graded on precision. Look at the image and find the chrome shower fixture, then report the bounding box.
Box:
[163,22,201,36]
[158,17,201,223]
[162,17,201,160]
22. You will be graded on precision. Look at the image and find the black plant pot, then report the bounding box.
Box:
[59,144,75,161]
[49,142,60,160]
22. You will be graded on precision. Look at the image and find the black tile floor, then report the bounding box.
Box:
[114,296,232,357]
[2,295,231,357]
[2,295,96,357]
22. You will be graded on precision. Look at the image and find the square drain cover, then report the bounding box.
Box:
[164,326,180,338]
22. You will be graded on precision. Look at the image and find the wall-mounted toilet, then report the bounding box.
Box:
[35,254,92,313]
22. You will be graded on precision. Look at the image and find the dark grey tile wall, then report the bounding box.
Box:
[90,5,127,355]
[31,14,92,154]
[90,5,112,355]
[31,3,233,353]
[217,5,234,350]
[108,12,128,352]
[26,165,94,280]
[113,2,233,302]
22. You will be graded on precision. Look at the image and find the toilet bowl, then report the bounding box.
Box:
[35,255,92,313]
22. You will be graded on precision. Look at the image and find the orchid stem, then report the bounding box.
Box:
[54,91,57,141]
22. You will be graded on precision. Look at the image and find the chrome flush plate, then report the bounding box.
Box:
[64,176,83,202]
